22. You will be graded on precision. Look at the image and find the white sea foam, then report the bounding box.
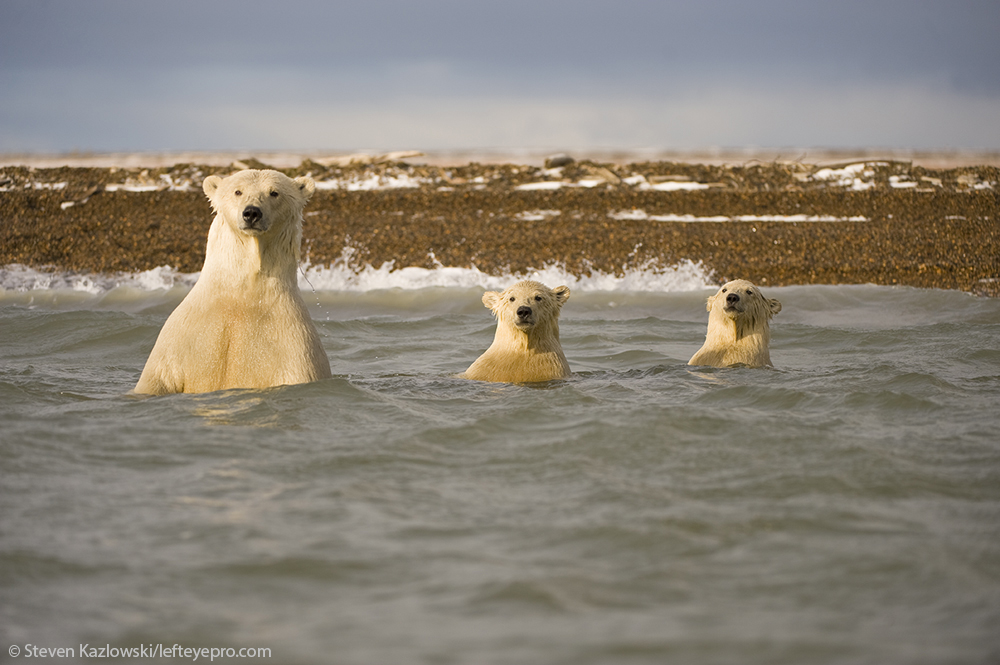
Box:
[0,264,199,295]
[1,251,713,298]
[301,247,713,293]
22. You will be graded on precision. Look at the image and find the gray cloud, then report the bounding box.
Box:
[2,0,999,152]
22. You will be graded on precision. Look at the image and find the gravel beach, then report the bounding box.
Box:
[2,154,998,295]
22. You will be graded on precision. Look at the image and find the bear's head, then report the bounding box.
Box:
[482,280,571,331]
[202,169,316,237]
[707,279,781,324]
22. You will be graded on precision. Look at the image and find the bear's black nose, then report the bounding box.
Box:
[726,293,740,305]
[242,206,263,227]
[516,306,532,318]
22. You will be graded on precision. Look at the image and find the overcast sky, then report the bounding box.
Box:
[1,0,998,154]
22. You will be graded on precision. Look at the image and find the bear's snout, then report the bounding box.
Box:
[516,305,533,319]
[242,205,264,230]
[726,292,740,306]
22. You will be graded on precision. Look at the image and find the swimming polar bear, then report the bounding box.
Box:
[134,169,331,394]
[689,279,781,368]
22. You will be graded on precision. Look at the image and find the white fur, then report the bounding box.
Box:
[462,280,571,383]
[134,169,331,394]
[688,279,782,368]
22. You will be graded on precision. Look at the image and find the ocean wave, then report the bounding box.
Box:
[1,251,714,298]
[0,264,199,295]
[303,249,713,292]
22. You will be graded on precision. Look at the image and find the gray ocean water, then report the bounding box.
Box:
[2,276,999,665]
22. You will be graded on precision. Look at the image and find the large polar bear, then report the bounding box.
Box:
[134,169,332,395]
[688,279,782,368]
[462,280,572,383]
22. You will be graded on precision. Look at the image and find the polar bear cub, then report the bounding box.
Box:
[134,169,332,395]
[462,280,572,383]
[688,279,782,368]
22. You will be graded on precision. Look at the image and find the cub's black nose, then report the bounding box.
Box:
[516,306,532,318]
[726,293,740,305]
[242,206,263,226]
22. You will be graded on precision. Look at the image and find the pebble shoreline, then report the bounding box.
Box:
[1,157,998,295]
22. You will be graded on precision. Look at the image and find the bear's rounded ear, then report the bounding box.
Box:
[481,291,500,309]
[203,175,222,198]
[295,176,316,200]
[705,292,717,312]
[553,286,570,305]
[768,298,782,315]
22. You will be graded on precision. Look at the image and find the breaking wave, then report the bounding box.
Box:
[0,249,714,301]
[299,248,713,293]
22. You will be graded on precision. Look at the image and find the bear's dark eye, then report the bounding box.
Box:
[534,296,542,301]
[509,296,515,302]
[746,289,753,295]
[234,190,242,196]
[270,191,279,197]
[721,288,727,293]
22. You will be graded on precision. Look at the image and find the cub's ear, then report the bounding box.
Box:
[295,176,316,200]
[768,298,782,315]
[481,291,500,309]
[553,285,571,306]
[203,175,223,198]
[706,292,718,312]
